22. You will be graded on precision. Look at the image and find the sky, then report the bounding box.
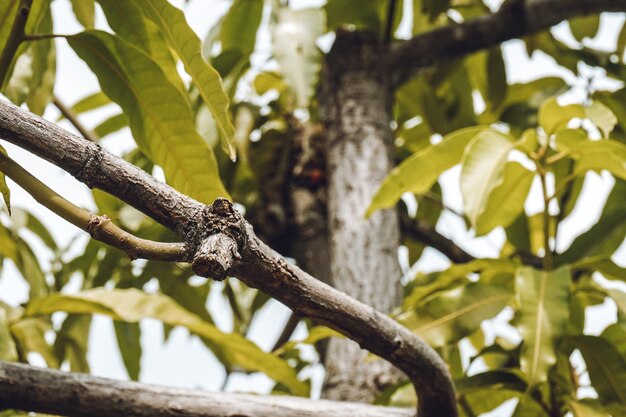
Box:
[0,0,625,413]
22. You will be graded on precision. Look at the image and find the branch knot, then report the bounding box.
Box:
[191,198,246,280]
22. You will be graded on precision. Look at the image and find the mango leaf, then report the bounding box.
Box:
[25,289,307,395]
[569,15,600,42]
[538,97,585,135]
[368,126,487,215]
[400,282,512,347]
[25,3,55,115]
[475,161,534,236]
[566,398,610,417]
[272,8,324,108]
[96,0,185,98]
[57,91,111,121]
[461,129,516,229]
[568,335,626,405]
[512,397,550,417]
[11,317,59,367]
[53,314,91,372]
[572,257,626,282]
[557,180,626,265]
[0,309,18,361]
[70,0,95,28]
[220,0,263,56]
[325,0,381,33]
[562,139,626,180]
[10,208,57,251]
[68,31,229,203]
[114,321,141,381]
[136,0,236,160]
[586,101,617,138]
[93,113,127,138]
[515,266,570,387]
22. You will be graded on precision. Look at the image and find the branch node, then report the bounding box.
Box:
[191,198,246,280]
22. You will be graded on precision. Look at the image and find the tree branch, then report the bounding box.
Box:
[0,99,456,416]
[0,0,32,88]
[391,0,626,87]
[401,214,474,264]
[0,361,413,417]
[0,150,187,261]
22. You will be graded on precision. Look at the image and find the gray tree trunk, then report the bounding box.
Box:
[320,31,404,403]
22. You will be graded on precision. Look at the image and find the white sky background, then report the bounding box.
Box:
[0,0,625,411]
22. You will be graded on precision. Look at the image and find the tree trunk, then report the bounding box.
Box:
[320,31,404,402]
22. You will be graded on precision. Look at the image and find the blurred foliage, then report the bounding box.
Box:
[0,0,625,416]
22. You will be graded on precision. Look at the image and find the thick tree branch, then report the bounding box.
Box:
[0,99,456,416]
[0,150,187,261]
[391,0,626,86]
[0,361,413,417]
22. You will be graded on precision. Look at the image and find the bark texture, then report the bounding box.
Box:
[0,361,413,417]
[320,31,404,403]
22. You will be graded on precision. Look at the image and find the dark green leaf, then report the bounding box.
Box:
[114,321,141,380]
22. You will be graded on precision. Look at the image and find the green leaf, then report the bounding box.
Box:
[136,0,236,160]
[57,91,111,121]
[93,113,127,138]
[70,0,95,29]
[566,398,610,417]
[114,321,141,380]
[563,139,626,180]
[68,31,229,203]
[53,314,91,372]
[0,309,18,361]
[11,317,59,367]
[515,266,570,387]
[399,282,512,347]
[539,97,585,135]
[25,3,55,115]
[569,15,600,42]
[325,0,381,33]
[0,145,11,214]
[96,0,186,98]
[572,257,626,282]
[368,126,487,216]
[26,289,307,395]
[272,8,324,108]
[475,161,534,236]
[568,335,626,405]
[220,0,263,55]
[586,101,617,139]
[556,180,626,265]
[461,129,516,229]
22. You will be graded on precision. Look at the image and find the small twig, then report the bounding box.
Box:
[0,0,33,88]
[383,0,398,44]
[22,33,68,41]
[271,312,302,352]
[400,213,474,264]
[0,151,187,262]
[53,96,99,143]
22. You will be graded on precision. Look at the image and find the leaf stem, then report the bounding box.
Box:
[383,0,397,44]
[537,162,553,271]
[0,0,32,88]
[0,151,187,262]
[22,33,68,41]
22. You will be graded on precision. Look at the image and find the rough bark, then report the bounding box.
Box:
[319,31,404,403]
[0,361,413,417]
[0,99,457,417]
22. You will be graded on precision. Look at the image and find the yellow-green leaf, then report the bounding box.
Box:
[26,288,307,395]
[137,0,236,160]
[68,31,229,203]
[70,0,95,29]
[475,161,534,236]
[586,101,617,138]
[0,309,18,361]
[461,129,516,229]
[367,126,488,216]
[11,317,59,368]
[539,97,585,135]
[0,145,11,215]
[569,15,600,42]
[515,266,570,387]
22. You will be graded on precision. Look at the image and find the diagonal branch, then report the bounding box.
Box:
[53,95,99,143]
[0,360,413,417]
[391,0,626,87]
[0,99,456,417]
